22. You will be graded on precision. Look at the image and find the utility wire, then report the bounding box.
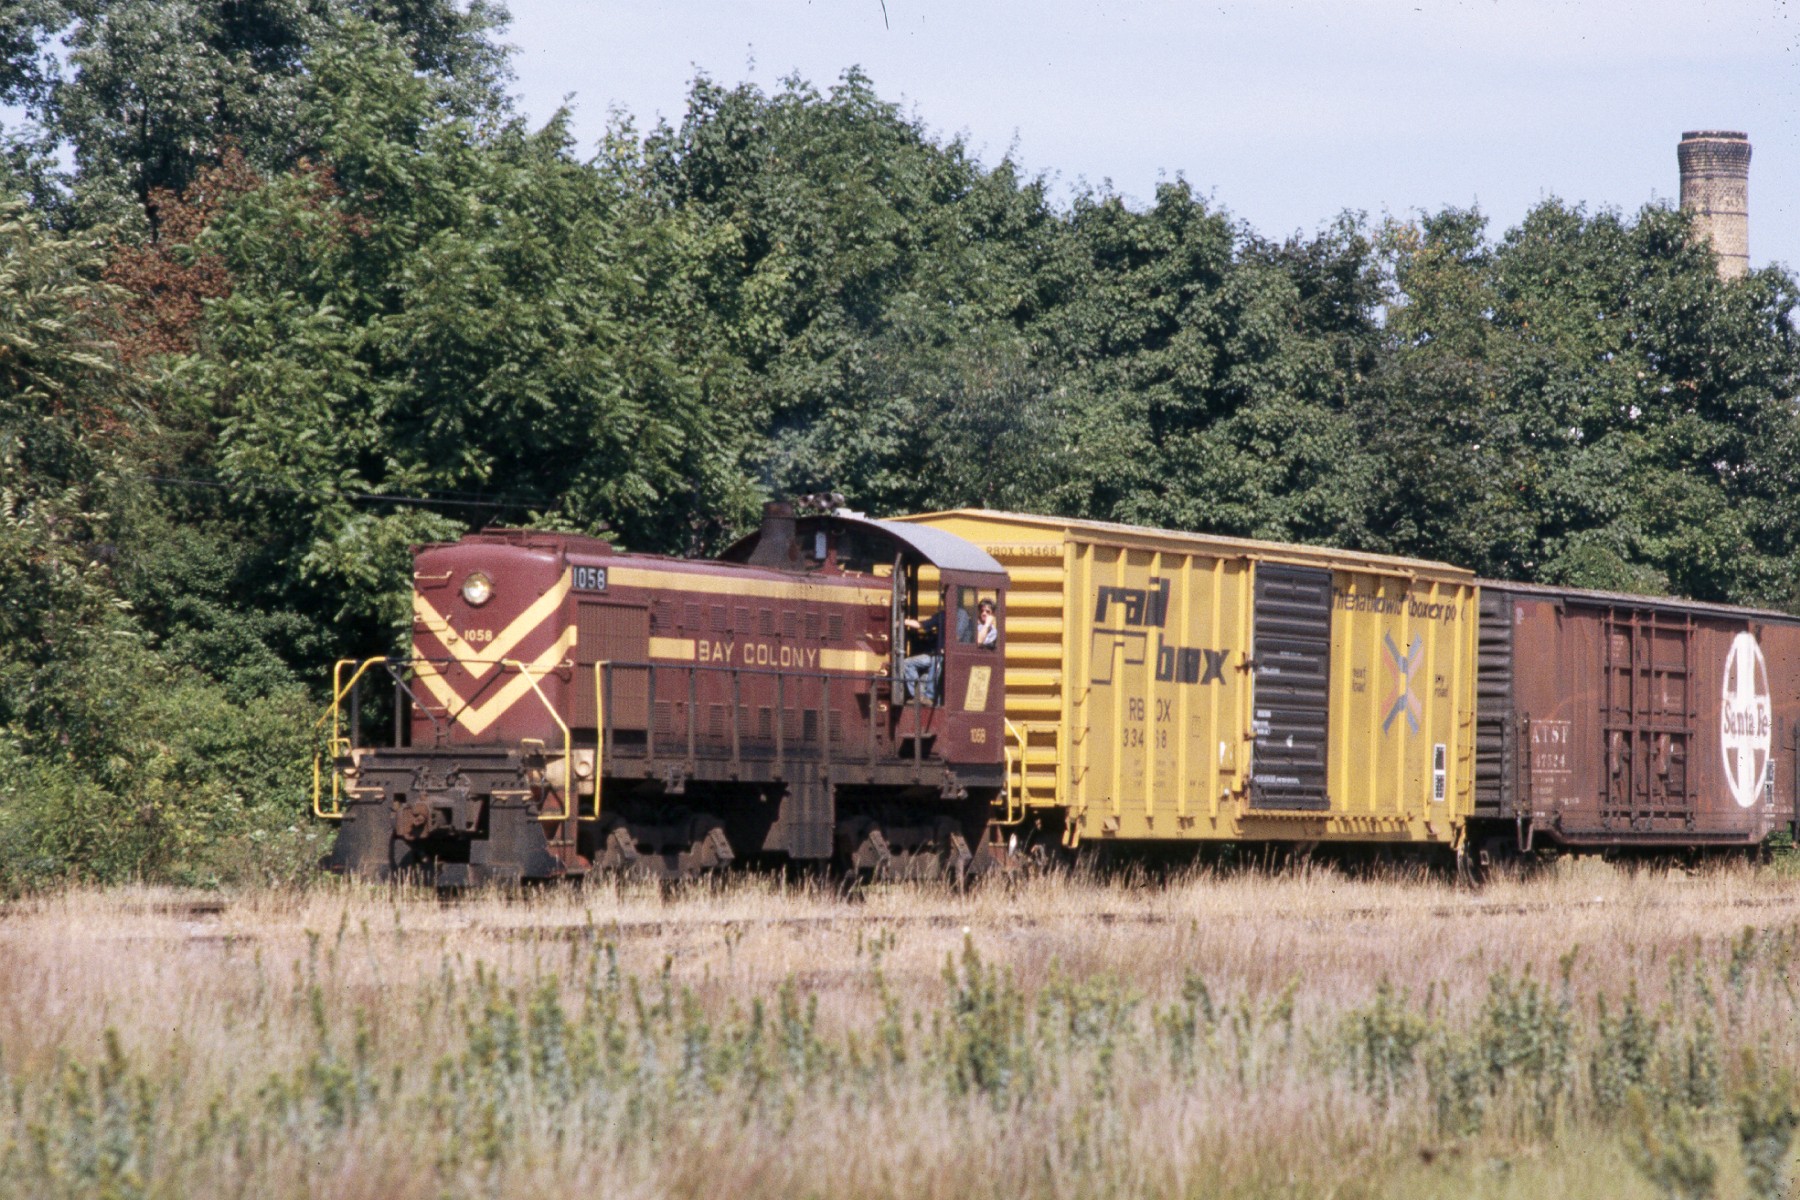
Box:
[134,473,547,512]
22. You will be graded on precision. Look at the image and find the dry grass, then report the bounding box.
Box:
[4,861,1800,1198]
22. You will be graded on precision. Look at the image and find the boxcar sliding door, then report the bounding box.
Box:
[1249,564,1332,810]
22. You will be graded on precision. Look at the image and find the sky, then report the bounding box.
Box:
[499,0,1799,270]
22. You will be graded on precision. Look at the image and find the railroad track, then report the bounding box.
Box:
[465,892,1800,941]
[14,889,1800,944]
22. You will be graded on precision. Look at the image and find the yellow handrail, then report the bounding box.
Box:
[593,660,606,821]
[999,719,1028,826]
[503,658,579,825]
[311,656,389,820]
[312,654,603,827]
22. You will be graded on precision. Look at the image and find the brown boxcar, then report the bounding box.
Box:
[1474,582,1800,851]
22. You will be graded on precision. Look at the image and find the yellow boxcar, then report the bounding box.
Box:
[894,511,1479,849]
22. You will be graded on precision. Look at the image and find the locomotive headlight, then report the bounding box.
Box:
[461,571,494,607]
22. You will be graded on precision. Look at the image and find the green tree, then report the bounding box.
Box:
[1032,187,1379,544]
[3,0,512,228]
[0,0,62,109]
[633,71,1068,516]
[173,19,761,646]
[1364,200,1800,603]
[0,202,312,889]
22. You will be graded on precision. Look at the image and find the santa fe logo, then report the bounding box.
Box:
[1720,632,1773,809]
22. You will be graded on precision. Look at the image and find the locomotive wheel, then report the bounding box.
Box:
[389,833,423,880]
[590,814,735,883]
[837,816,972,886]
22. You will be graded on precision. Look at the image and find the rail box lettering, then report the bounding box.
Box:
[1094,578,1171,627]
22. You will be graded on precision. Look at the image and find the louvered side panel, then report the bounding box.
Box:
[993,549,1067,805]
[574,602,648,729]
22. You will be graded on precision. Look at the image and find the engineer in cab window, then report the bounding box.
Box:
[975,597,997,648]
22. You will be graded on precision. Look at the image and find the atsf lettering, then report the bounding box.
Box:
[1529,719,1573,776]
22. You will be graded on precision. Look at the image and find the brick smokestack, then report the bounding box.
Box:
[1678,130,1751,280]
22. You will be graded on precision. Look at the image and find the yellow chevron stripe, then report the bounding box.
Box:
[414,569,573,679]
[414,627,578,737]
[820,647,885,673]
[649,636,697,660]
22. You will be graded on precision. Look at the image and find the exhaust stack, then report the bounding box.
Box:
[1678,130,1751,280]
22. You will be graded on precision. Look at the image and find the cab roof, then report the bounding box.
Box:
[721,511,1006,577]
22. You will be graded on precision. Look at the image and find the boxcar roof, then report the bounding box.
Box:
[1477,578,1800,625]
[895,509,1475,581]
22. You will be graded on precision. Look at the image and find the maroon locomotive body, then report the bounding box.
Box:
[321,505,1010,884]
[1474,582,1800,851]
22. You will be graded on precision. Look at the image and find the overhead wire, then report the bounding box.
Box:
[132,472,550,513]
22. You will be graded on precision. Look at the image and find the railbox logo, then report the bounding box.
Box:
[1720,632,1773,809]
[1090,578,1229,687]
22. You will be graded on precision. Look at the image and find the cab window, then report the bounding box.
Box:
[955,587,1000,647]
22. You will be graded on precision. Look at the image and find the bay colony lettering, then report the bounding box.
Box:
[696,640,820,669]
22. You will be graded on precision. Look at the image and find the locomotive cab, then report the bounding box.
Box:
[723,504,1009,772]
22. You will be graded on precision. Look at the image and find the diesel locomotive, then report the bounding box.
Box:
[318,502,1009,884]
[317,505,1800,883]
